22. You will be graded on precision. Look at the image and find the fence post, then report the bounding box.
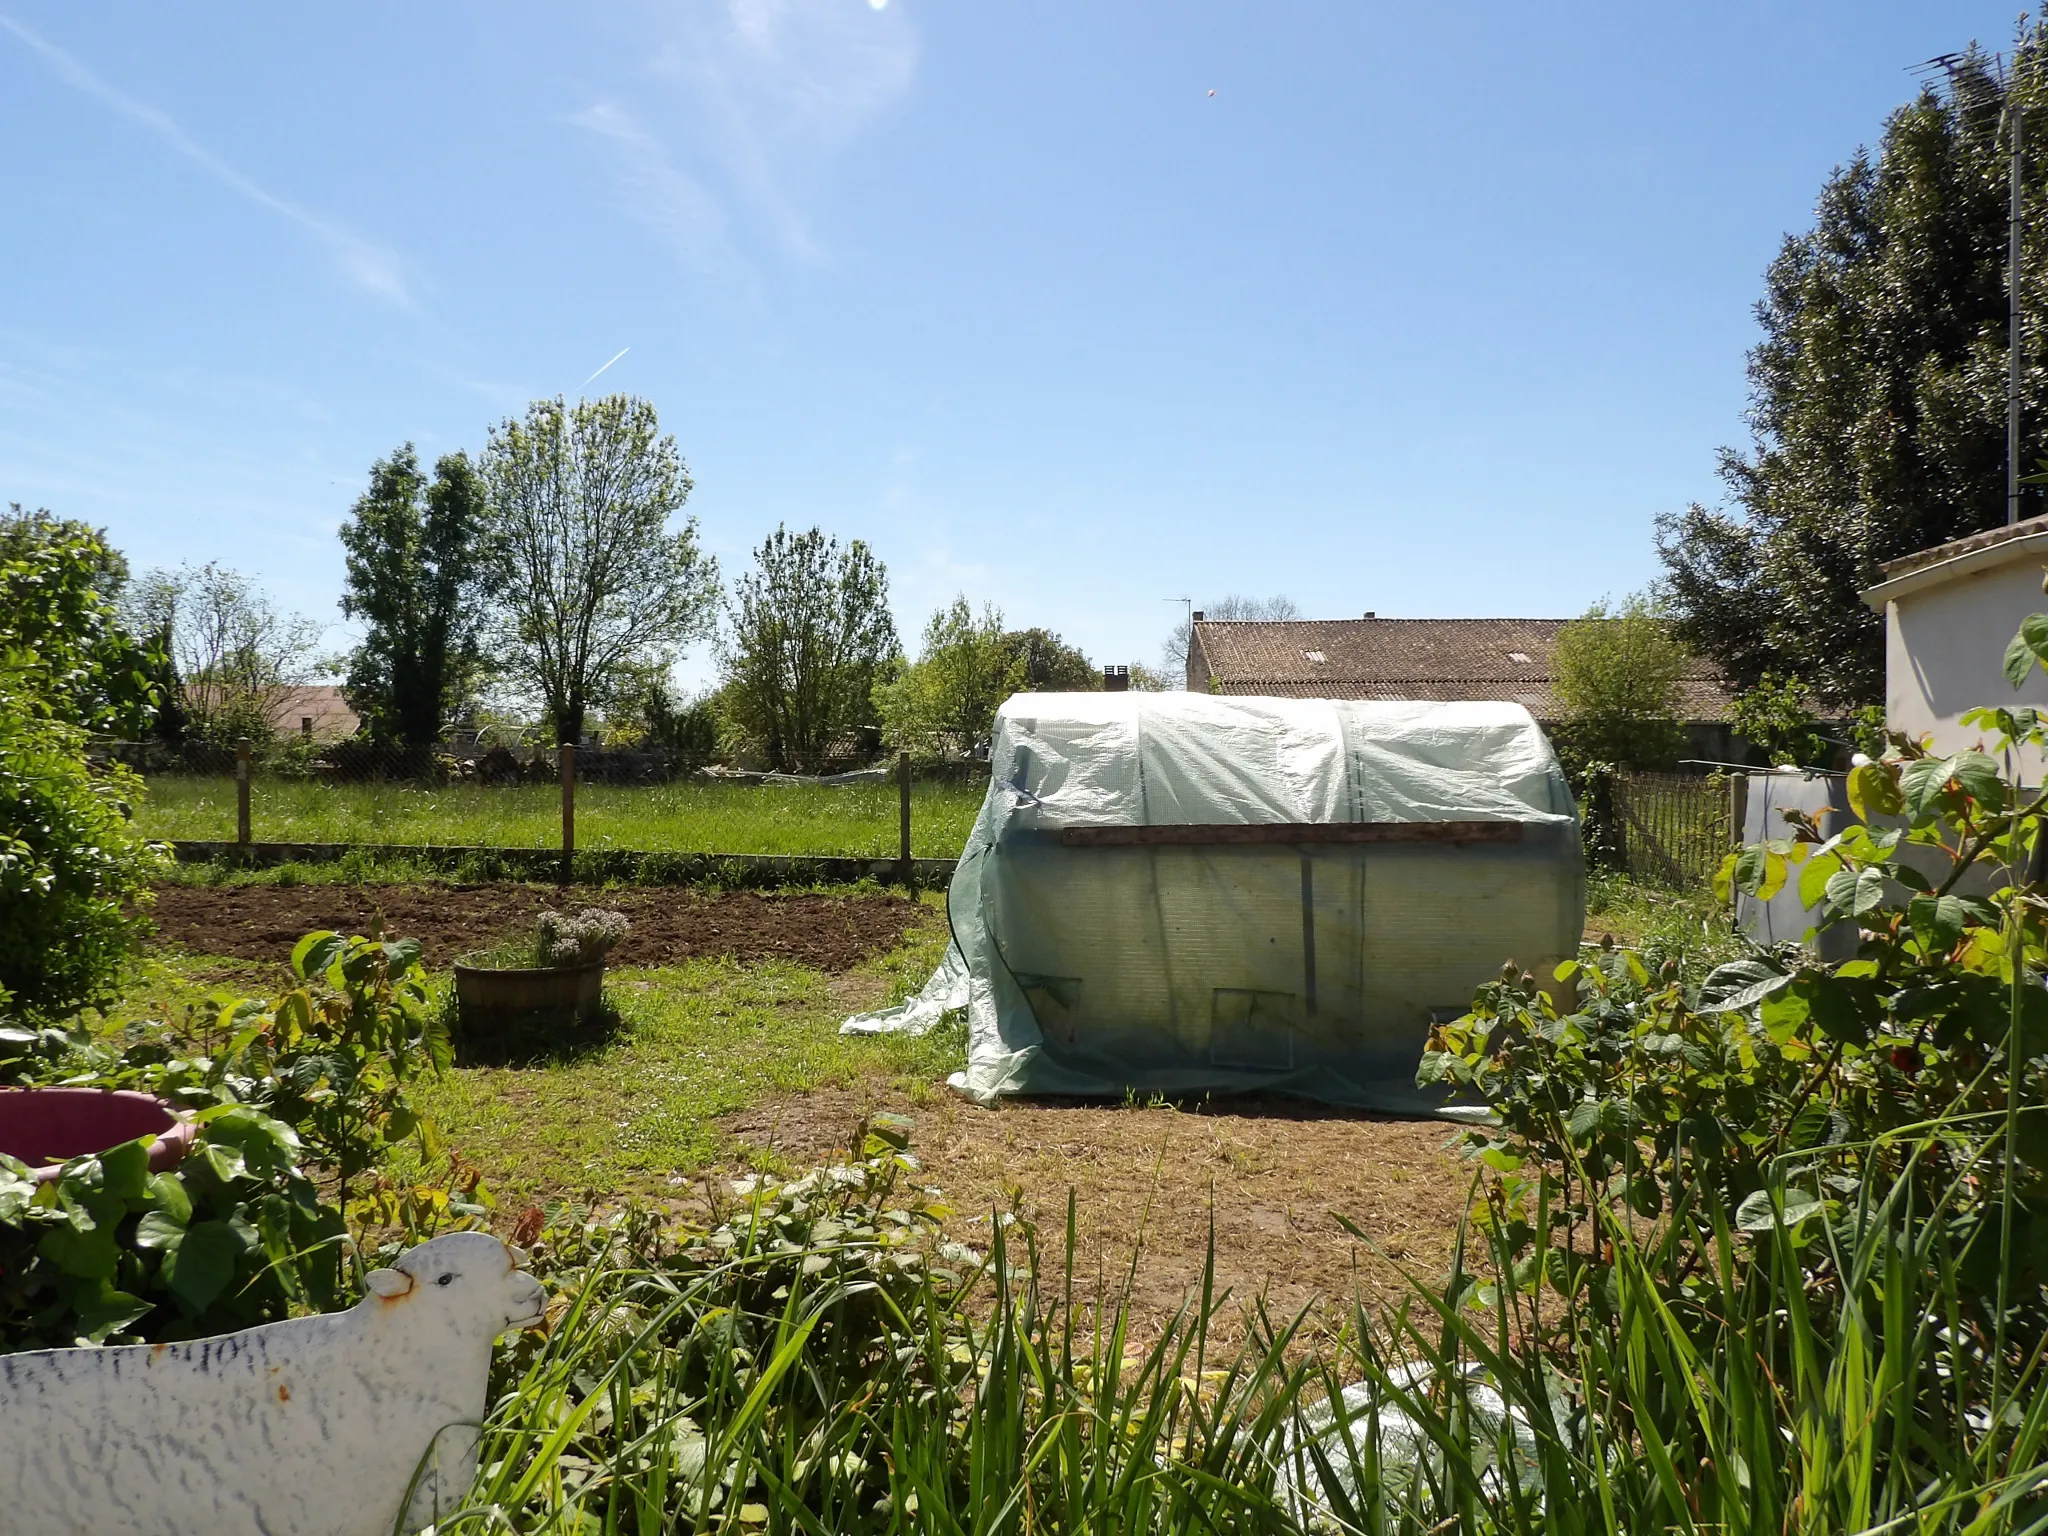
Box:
[235,738,252,849]
[560,742,575,882]
[898,751,912,887]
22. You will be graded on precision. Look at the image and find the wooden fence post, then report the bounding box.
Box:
[560,742,575,882]
[898,752,912,886]
[235,738,252,849]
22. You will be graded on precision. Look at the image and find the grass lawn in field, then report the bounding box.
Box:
[132,775,987,857]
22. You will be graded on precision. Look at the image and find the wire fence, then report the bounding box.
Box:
[96,736,990,868]
[1583,768,1737,889]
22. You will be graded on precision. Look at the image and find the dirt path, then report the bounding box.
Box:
[148,883,924,972]
[721,1087,1473,1344]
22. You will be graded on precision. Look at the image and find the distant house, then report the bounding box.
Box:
[273,685,360,741]
[1861,513,2048,781]
[1186,613,1739,761]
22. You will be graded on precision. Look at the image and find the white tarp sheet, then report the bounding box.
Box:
[844,693,1583,1110]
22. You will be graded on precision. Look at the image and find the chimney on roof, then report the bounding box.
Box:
[1362,611,1376,619]
[1103,665,1130,692]
[1191,610,1204,622]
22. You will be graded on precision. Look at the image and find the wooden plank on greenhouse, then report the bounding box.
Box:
[1059,821,1525,848]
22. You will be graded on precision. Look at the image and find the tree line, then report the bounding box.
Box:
[3,395,1108,776]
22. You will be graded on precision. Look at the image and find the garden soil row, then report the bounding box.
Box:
[148,884,925,972]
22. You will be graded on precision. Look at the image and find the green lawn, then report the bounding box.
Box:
[102,896,961,1205]
[133,775,987,858]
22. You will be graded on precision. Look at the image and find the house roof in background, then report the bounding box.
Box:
[271,685,358,739]
[1188,616,1735,722]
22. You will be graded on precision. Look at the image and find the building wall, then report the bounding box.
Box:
[1887,556,2048,782]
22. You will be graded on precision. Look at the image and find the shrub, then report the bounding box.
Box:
[0,659,167,1020]
[0,927,467,1350]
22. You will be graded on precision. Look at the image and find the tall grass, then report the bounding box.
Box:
[132,777,986,858]
[434,1103,2048,1533]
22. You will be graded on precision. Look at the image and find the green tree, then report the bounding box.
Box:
[1658,34,2048,705]
[124,564,322,748]
[1549,596,1692,772]
[877,598,1015,758]
[337,444,490,747]
[721,526,897,773]
[1001,626,1098,692]
[0,506,158,737]
[1727,672,1831,767]
[480,395,719,743]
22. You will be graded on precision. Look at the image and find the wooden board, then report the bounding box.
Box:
[1057,821,1525,848]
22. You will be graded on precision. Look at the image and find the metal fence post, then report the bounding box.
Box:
[560,742,575,882]
[898,751,912,886]
[235,738,252,849]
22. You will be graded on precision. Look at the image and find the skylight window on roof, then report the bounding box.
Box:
[1302,649,1327,664]
[1507,651,1532,664]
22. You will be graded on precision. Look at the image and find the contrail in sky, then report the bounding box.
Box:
[582,347,630,387]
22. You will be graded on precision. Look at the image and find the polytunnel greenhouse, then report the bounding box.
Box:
[846,692,1584,1113]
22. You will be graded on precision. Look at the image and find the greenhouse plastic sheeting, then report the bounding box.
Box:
[843,693,1583,1111]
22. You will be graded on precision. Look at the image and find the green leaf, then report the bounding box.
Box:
[2007,613,2048,687]
[1847,761,1906,822]
[147,1170,193,1224]
[1823,866,1889,921]
[38,1218,118,1279]
[1807,974,1879,1045]
[164,1219,245,1313]
[1735,1187,1825,1232]
[1698,959,1792,1014]
[1949,751,2007,812]
[65,1280,152,1344]
[291,930,346,981]
[1760,986,1811,1044]
[95,1138,152,1203]
[135,1209,188,1250]
[1908,893,1968,954]
[1798,851,1843,909]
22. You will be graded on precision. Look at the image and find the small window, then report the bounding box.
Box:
[1507,651,1532,664]
[1302,649,1327,664]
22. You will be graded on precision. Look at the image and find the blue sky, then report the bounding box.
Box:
[0,2,2024,688]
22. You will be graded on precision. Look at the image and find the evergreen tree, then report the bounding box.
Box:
[338,445,491,746]
[1658,35,2047,705]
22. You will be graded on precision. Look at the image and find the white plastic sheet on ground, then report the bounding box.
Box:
[841,693,1583,1110]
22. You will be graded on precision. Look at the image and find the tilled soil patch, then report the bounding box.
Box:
[149,883,924,972]
[721,1088,1472,1344]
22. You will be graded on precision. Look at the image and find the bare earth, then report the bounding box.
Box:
[721,1085,1474,1344]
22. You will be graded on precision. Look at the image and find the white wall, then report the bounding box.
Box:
[1887,556,2048,783]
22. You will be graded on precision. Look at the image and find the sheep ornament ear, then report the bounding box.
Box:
[364,1268,414,1298]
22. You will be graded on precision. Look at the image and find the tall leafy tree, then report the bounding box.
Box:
[721,526,898,773]
[1658,36,2047,705]
[338,444,490,746]
[480,395,719,743]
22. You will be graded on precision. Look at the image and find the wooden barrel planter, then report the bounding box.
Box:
[0,1087,197,1182]
[452,958,605,1041]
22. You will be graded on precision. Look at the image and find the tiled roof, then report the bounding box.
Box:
[1876,513,2048,580]
[1189,617,1734,722]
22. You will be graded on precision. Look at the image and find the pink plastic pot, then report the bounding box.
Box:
[0,1087,197,1183]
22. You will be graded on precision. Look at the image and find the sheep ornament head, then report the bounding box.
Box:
[362,1232,547,1340]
